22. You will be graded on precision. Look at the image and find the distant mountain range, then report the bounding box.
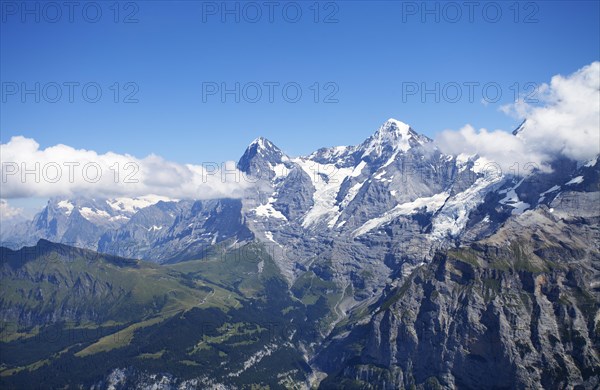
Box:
[1,118,599,389]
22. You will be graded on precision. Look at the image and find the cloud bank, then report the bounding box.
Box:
[0,137,254,200]
[2,62,598,213]
[436,61,600,173]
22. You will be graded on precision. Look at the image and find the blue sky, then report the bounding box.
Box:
[1,0,599,164]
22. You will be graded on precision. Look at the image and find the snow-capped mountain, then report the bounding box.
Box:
[1,195,172,250]
[98,198,253,262]
[2,118,599,389]
[3,118,597,287]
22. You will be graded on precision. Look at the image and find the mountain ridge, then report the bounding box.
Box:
[1,117,599,388]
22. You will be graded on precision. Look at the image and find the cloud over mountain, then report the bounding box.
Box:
[2,62,598,203]
[436,61,600,173]
[0,136,253,200]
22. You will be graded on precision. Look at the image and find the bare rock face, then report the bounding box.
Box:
[98,198,253,263]
[316,201,600,389]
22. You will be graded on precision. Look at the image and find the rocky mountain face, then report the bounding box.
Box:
[98,198,253,263]
[316,192,600,389]
[1,118,598,389]
[233,120,503,338]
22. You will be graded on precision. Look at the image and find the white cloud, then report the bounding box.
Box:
[0,199,23,220]
[0,137,254,200]
[435,124,547,175]
[436,61,600,174]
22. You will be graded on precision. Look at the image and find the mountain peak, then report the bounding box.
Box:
[238,137,286,176]
[244,136,284,158]
[360,118,431,158]
[249,136,277,150]
[383,118,411,132]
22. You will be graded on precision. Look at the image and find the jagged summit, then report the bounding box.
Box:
[375,118,418,141]
[381,118,412,133]
[243,136,284,157]
[359,118,432,158]
[248,136,278,151]
[238,136,287,177]
[241,118,430,168]
[307,118,433,166]
[380,118,431,142]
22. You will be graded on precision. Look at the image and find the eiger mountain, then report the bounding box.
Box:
[1,119,599,389]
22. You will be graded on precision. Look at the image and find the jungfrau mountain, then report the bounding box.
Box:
[1,118,598,389]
